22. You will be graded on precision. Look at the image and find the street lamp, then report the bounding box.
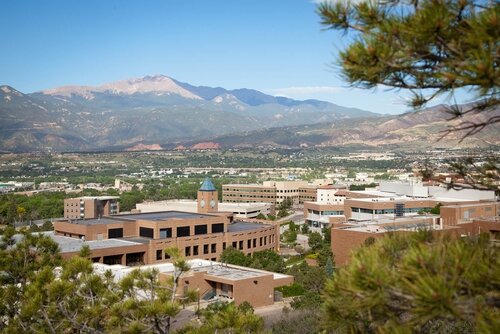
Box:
[197,288,200,320]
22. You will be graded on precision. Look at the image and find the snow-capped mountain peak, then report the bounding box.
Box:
[41,75,202,100]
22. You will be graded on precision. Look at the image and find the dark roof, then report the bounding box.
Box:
[227,221,270,232]
[66,217,125,226]
[200,178,217,192]
[117,211,212,221]
[63,211,213,225]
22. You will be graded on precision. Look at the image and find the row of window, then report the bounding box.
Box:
[184,243,217,257]
[351,207,432,215]
[66,208,84,213]
[224,194,276,198]
[156,238,273,260]
[108,223,225,240]
[223,188,275,193]
[65,202,83,206]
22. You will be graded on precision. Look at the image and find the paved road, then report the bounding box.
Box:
[170,308,197,331]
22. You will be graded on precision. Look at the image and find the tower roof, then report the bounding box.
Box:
[200,177,216,192]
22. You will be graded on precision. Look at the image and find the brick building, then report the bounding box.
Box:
[94,260,294,308]
[52,178,279,266]
[331,202,500,265]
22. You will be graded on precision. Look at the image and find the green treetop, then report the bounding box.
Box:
[322,231,500,333]
[318,0,499,136]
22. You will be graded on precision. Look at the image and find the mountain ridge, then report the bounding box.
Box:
[2,76,495,152]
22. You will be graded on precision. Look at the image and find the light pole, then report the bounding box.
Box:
[197,288,200,319]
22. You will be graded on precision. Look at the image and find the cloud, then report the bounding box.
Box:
[266,86,345,97]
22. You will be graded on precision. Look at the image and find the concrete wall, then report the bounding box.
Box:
[379,181,428,197]
[429,187,496,201]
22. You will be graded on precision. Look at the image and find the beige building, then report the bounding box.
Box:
[298,185,317,204]
[263,180,307,205]
[223,180,321,207]
[222,184,276,205]
[64,196,119,219]
[303,202,346,228]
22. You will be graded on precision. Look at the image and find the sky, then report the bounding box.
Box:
[0,0,471,115]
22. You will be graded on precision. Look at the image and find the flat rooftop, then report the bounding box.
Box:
[193,263,267,280]
[347,196,428,203]
[341,223,433,233]
[60,217,124,226]
[117,211,214,221]
[93,259,291,282]
[79,196,119,200]
[442,202,497,208]
[139,200,270,209]
[433,197,482,203]
[338,217,435,233]
[62,211,215,225]
[223,184,273,188]
[42,231,143,253]
[350,190,397,198]
[227,221,270,232]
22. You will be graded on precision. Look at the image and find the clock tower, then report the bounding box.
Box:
[197,177,218,213]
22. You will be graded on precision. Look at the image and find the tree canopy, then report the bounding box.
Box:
[318,0,499,135]
[0,231,194,334]
[322,231,500,333]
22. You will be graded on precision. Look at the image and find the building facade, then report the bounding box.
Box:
[64,196,119,219]
[222,184,276,205]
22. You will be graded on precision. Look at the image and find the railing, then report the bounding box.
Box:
[201,289,217,301]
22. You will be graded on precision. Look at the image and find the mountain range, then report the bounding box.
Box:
[1,75,498,152]
[0,75,376,152]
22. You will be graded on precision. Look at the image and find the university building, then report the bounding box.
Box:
[64,196,119,219]
[222,180,333,207]
[52,178,279,266]
[331,202,500,265]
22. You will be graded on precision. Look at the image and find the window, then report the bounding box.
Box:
[239,241,243,250]
[160,228,172,239]
[156,250,162,260]
[223,242,226,250]
[212,223,224,233]
[108,228,123,239]
[232,241,237,248]
[247,240,251,249]
[193,245,199,256]
[139,227,154,238]
[211,243,217,253]
[260,237,263,246]
[253,238,256,248]
[177,226,190,237]
[185,246,191,257]
[264,236,267,245]
[195,224,208,235]
[203,244,209,254]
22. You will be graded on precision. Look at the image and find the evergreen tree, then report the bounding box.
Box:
[318,0,499,131]
[324,256,334,278]
[0,233,192,334]
[322,231,499,332]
